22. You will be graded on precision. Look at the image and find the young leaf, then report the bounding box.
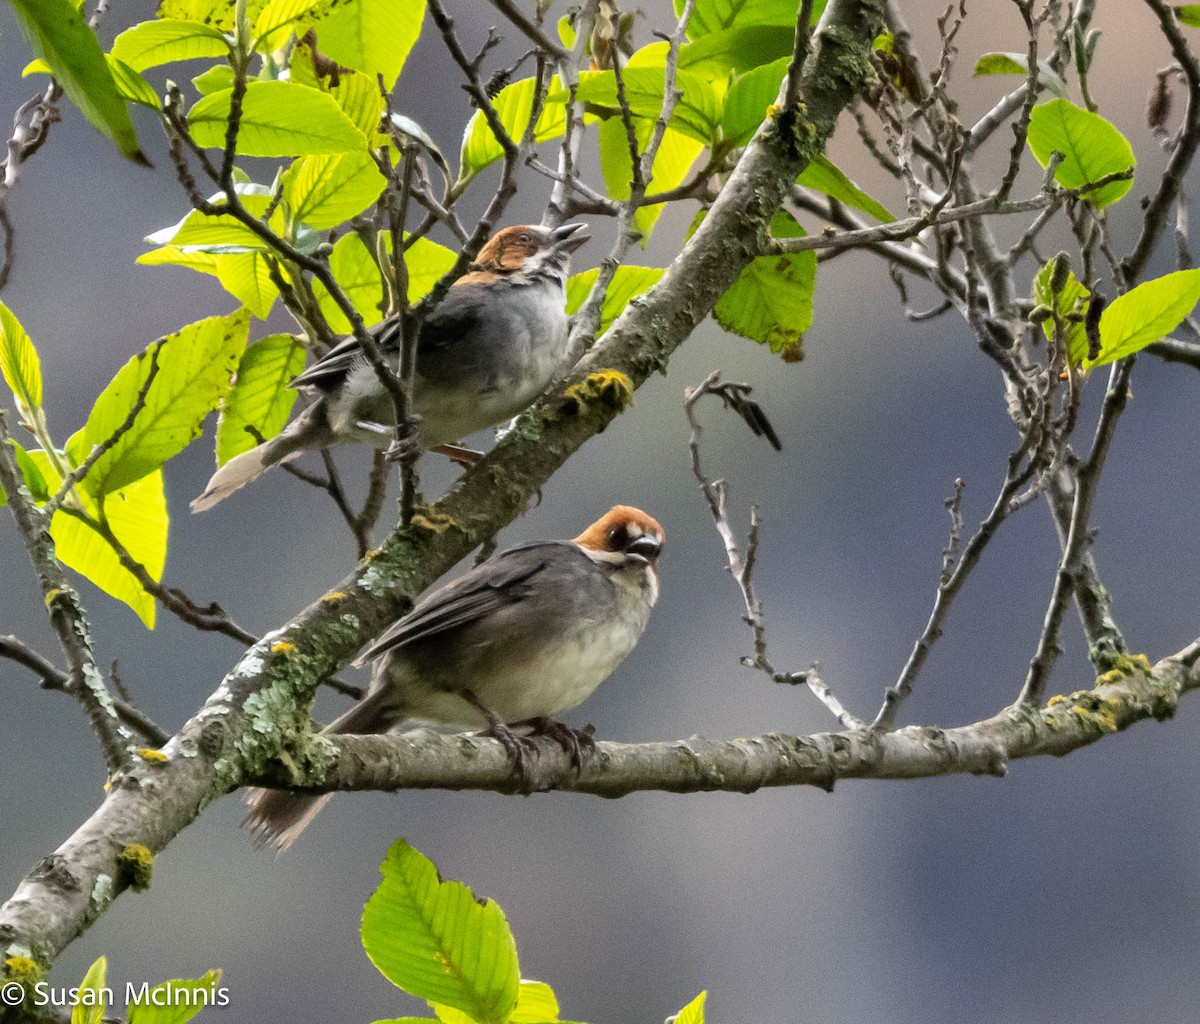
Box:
[1026,99,1134,208]
[460,76,568,182]
[110,19,230,72]
[314,232,389,332]
[0,301,44,417]
[146,191,284,252]
[189,81,368,157]
[973,52,1067,97]
[306,0,427,89]
[1032,257,1090,363]
[797,155,894,222]
[721,57,787,145]
[71,956,109,1024]
[281,152,388,230]
[253,0,322,51]
[215,253,279,319]
[1177,5,1200,28]
[668,990,707,1024]
[1087,268,1200,367]
[215,334,306,464]
[72,310,249,498]
[362,840,520,1024]
[714,211,815,358]
[126,969,223,1023]
[404,237,458,302]
[0,440,50,507]
[511,981,561,1023]
[9,0,147,163]
[138,246,224,276]
[566,266,665,334]
[193,65,235,95]
[597,120,703,243]
[570,67,720,145]
[679,0,820,37]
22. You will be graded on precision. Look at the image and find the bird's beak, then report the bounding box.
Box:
[626,535,662,565]
[551,222,590,254]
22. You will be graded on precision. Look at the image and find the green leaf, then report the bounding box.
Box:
[0,301,44,417]
[973,52,1067,98]
[404,236,458,302]
[511,981,560,1023]
[138,245,223,275]
[71,956,109,1024]
[215,333,305,464]
[678,0,821,36]
[1177,5,1200,28]
[714,210,814,358]
[629,24,794,78]
[281,151,387,229]
[314,232,388,331]
[0,440,50,507]
[72,310,249,497]
[110,19,230,71]
[798,155,894,222]
[1026,99,1134,208]
[146,190,284,252]
[9,0,146,162]
[308,0,427,89]
[1088,268,1200,368]
[253,0,322,50]
[721,57,786,144]
[127,970,224,1024]
[30,454,168,628]
[158,0,262,29]
[372,1019,441,1023]
[569,67,720,145]
[566,265,665,334]
[598,120,702,242]
[189,81,368,157]
[193,65,235,94]
[215,253,279,318]
[460,76,568,181]
[333,73,389,137]
[1032,256,1090,363]
[362,840,520,1024]
[668,991,707,1024]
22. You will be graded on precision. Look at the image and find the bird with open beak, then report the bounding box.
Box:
[192,222,589,511]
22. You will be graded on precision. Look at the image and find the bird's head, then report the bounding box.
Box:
[574,505,665,585]
[468,223,589,286]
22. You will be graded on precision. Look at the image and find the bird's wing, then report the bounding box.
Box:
[289,318,403,390]
[358,542,570,661]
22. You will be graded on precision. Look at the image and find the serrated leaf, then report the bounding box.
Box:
[1088,268,1200,367]
[973,52,1067,98]
[1177,5,1200,28]
[511,981,560,1023]
[333,73,388,137]
[629,24,794,77]
[127,970,223,1024]
[108,56,161,108]
[721,56,787,145]
[362,840,520,1024]
[668,990,707,1024]
[158,0,265,30]
[0,440,50,507]
[308,0,427,89]
[798,154,894,222]
[73,310,249,497]
[715,211,815,357]
[598,120,702,242]
[281,151,387,229]
[138,245,224,275]
[216,253,279,318]
[110,19,230,71]
[146,191,283,251]
[1026,98,1134,208]
[566,265,664,334]
[189,81,367,156]
[9,0,146,162]
[215,333,305,463]
[460,76,568,181]
[0,300,44,416]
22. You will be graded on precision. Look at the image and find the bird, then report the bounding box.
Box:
[244,504,664,852]
[191,222,589,512]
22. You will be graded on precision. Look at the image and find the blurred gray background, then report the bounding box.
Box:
[3,1,1200,1021]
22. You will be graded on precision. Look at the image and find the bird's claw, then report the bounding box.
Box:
[524,717,596,771]
[481,720,541,790]
[384,434,421,464]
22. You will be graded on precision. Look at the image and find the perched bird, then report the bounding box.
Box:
[244,505,664,852]
[191,222,589,511]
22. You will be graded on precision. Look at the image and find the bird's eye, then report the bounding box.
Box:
[607,525,627,550]
[517,232,531,245]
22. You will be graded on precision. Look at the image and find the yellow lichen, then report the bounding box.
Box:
[116,844,154,892]
[1046,694,1069,707]
[321,591,348,605]
[410,510,461,535]
[1095,653,1153,687]
[1070,704,1119,734]
[4,955,43,987]
[43,587,68,607]
[270,641,298,655]
[136,748,168,764]
[556,370,635,419]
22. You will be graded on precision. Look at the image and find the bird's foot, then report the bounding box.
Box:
[521,717,596,771]
[480,720,540,790]
[431,443,484,469]
[384,434,422,464]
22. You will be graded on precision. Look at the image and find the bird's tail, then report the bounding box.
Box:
[190,403,332,513]
[243,687,404,854]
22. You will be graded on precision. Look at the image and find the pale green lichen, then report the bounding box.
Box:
[116,844,154,892]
